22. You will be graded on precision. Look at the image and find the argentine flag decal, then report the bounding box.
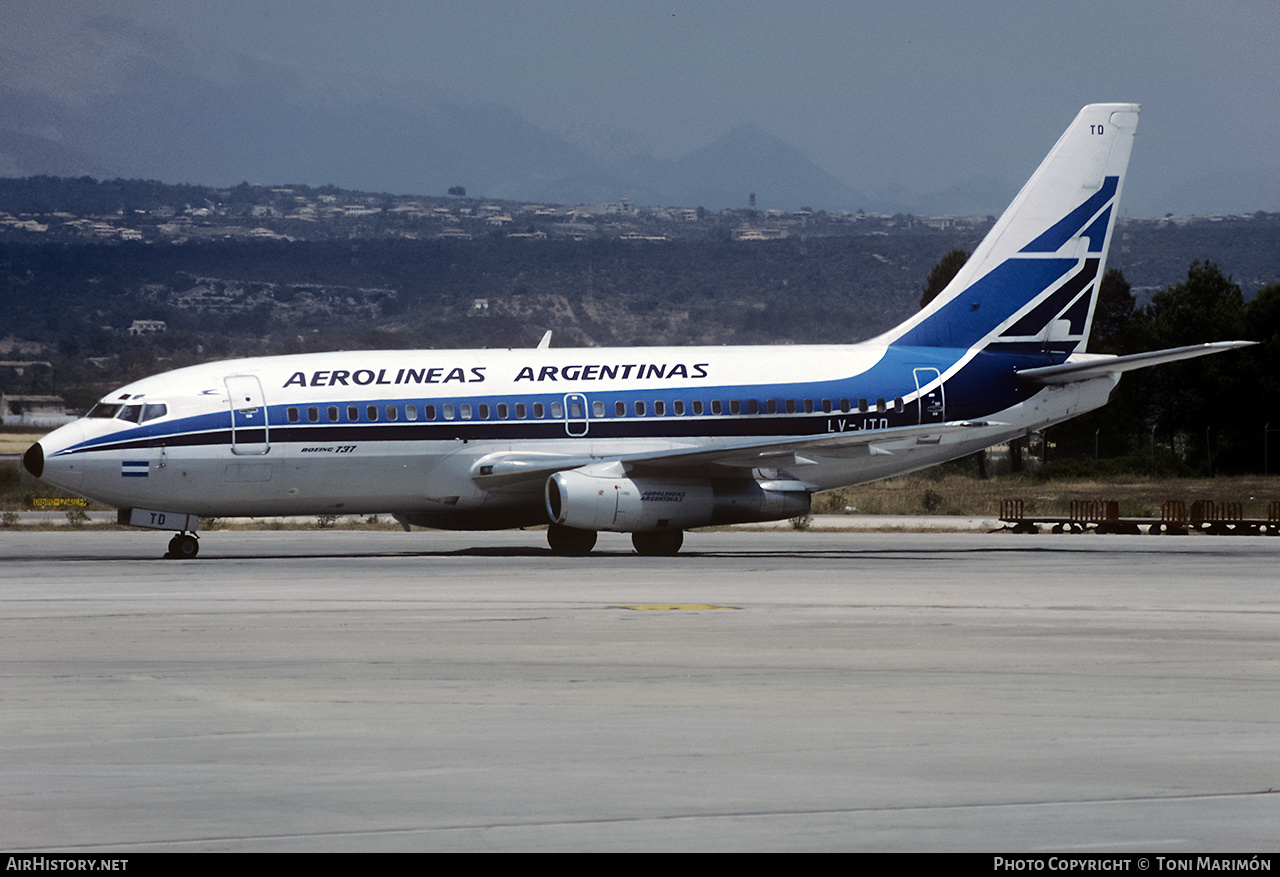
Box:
[121,461,149,478]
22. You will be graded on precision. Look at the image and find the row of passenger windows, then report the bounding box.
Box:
[284,396,905,424]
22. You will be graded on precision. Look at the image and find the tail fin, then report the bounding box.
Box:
[886,103,1139,356]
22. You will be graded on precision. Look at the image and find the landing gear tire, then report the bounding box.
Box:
[631,529,684,556]
[547,523,597,556]
[165,533,199,559]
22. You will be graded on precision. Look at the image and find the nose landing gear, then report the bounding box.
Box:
[165,532,200,559]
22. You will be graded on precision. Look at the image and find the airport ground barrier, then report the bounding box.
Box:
[998,498,1280,535]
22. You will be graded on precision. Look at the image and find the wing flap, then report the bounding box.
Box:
[469,420,1002,488]
[622,420,998,472]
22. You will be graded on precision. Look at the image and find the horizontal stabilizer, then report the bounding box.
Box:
[1015,341,1255,385]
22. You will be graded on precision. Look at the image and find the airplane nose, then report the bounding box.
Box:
[23,441,44,479]
[28,421,86,491]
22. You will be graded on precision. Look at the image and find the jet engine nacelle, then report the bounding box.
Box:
[546,462,810,532]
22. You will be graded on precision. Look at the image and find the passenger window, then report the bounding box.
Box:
[840,399,851,413]
[460,404,472,420]
[592,401,604,417]
[386,405,398,422]
[822,399,833,414]
[876,398,886,413]
[635,401,646,416]
[328,406,339,422]
[287,407,299,423]
[348,405,359,421]
[406,404,418,421]
[654,400,665,416]
[692,400,704,416]
[894,397,904,414]
[424,404,436,420]
[567,400,581,418]
[803,399,815,414]
[367,405,379,422]
[673,400,685,415]
[308,406,319,422]
[533,402,545,418]
[786,399,796,414]
[497,403,509,419]
[478,404,490,419]
[516,403,527,418]
[551,402,564,418]
[616,401,626,416]
[858,398,868,413]
[730,400,741,415]
[711,400,722,415]
[443,404,455,420]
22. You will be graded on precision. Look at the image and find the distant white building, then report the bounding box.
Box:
[127,320,167,335]
[0,393,73,427]
[734,227,788,241]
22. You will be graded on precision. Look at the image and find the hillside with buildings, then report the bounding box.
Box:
[2,176,1279,445]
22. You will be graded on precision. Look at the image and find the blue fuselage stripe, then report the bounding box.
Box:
[52,345,1062,457]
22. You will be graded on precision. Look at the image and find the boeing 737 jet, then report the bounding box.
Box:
[23,103,1251,557]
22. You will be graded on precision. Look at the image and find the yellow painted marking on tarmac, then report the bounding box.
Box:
[615,605,733,611]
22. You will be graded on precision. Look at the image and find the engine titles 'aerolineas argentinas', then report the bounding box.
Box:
[23,104,1252,557]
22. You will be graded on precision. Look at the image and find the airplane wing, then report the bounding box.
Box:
[1016,341,1255,386]
[469,419,1002,489]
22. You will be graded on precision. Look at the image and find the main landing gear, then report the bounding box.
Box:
[631,529,683,556]
[165,532,200,559]
[546,523,597,556]
[545,524,685,556]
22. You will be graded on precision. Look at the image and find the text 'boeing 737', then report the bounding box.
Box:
[23,104,1252,557]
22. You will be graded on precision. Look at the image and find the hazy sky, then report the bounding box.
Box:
[11,0,1280,213]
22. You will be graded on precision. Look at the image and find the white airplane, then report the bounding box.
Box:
[23,103,1251,558]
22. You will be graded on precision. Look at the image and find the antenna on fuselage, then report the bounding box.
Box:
[536,330,552,349]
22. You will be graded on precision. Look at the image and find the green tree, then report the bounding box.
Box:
[1087,268,1135,354]
[1241,282,1280,472]
[1140,260,1245,346]
[919,249,969,309]
[1133,261,1249,471]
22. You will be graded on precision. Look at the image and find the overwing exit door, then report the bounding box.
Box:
[564,393,589,436]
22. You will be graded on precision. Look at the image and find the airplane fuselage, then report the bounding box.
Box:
[32,103,1248,557]
[31,341,1113,528]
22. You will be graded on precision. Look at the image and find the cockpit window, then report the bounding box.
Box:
[140,403,168,423]
[87,397,166,423]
